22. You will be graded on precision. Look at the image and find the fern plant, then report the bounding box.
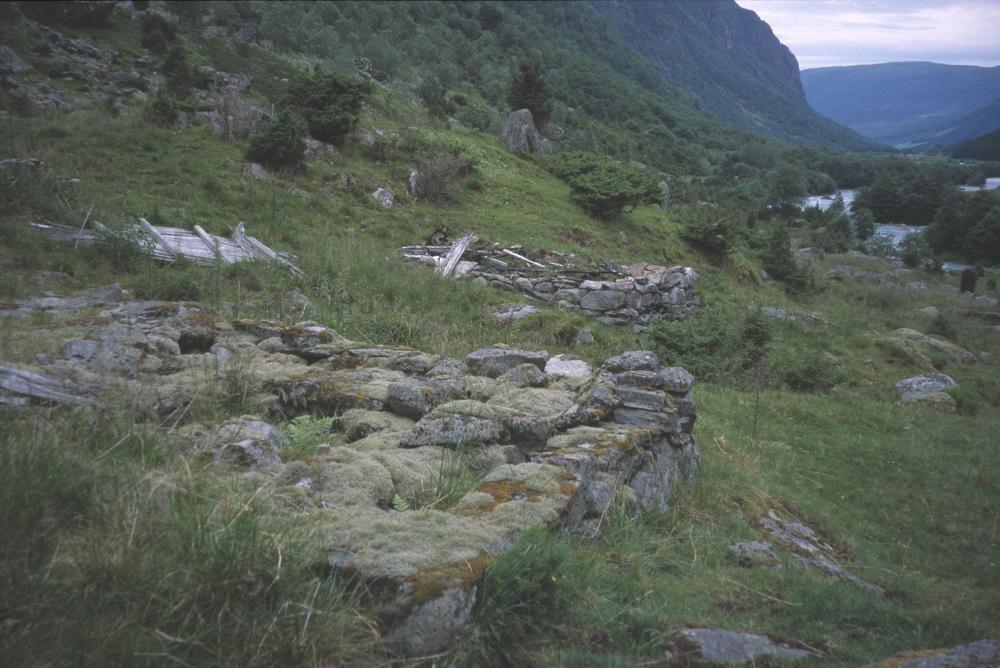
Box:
[283,415,335,460]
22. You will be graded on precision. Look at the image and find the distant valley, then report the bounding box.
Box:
[801,61,1000,149]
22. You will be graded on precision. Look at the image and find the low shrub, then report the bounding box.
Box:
[544,152,660,219]
[163,46,195,98]
[412,154,474,203]
[144,87,179,127]
[771,349,845,392]
[285,70,371,145]
[947,385,984,416]
[245,113,307,168]
[675,205,740,258]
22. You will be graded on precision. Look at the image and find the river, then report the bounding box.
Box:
[800,179,1000,273]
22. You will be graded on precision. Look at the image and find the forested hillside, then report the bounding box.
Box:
[946,128,1000,162]
[802,61,1000,148]
[590,0,878,151]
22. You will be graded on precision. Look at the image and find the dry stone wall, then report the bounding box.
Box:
[472,263,699,327]
[404,245,700,328]
[1,287,701,657]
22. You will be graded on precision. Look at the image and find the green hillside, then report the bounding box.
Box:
[1,2,998,666]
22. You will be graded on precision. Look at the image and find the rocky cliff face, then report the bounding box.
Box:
[590,0,877,150]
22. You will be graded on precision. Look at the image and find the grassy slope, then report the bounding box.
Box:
[1,17,999,668]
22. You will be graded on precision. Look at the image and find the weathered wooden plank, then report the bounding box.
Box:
[439,232,474,277]
[32,219,301,274]
[501,248,545,268]
[194,224,224,262]
[139,218,179,260]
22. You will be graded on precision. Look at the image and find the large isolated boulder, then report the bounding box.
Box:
[501,109,553,156]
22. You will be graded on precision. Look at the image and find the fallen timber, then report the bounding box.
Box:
[30,219,302,275]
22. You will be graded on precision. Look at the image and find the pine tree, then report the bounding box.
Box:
[508,59,552,128]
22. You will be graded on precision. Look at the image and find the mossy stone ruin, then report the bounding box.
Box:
[1,291,700,656]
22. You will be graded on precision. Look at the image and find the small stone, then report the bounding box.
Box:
[492,303,540,322]
[602,350,660,373]
[544,355,592,379]
[573,329,594,346]
[465,346,548,378]
[729,541,781,567]
[580,289,626,311]
[498,363,548,388]
[243,162,267,180]
[372,187,394,208]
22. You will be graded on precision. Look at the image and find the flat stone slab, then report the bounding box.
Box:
[465,345,549,378]
[665,627,819,664]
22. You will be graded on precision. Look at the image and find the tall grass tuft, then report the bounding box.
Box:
[451,527,573,667]
[0,410,382,666]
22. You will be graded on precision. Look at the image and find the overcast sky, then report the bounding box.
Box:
[736,0,1000,70]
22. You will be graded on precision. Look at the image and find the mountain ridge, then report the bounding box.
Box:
[802,61,1000,147]
[590,0,878,151]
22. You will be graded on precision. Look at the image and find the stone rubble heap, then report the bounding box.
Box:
[1,286,700,657]
[403,244,700,328]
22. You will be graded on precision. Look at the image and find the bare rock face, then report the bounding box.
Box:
[501,109,553,156]
[2,286,701,657]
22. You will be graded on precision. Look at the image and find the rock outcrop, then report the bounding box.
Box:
[0,286,701,657]
[501,108,553,156]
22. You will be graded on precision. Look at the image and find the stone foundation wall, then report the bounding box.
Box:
[470,263,699,327]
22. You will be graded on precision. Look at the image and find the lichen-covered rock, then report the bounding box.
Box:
[341,408,415,442]
[906,391,958,413]
[497,363,548,388]
[372,187,394,208]
[896,372,957,402]
[211,417,284,469]
[889,328,977,364]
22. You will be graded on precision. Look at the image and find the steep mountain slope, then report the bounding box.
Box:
[802,62,1000,147]
[590,0,878,151]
